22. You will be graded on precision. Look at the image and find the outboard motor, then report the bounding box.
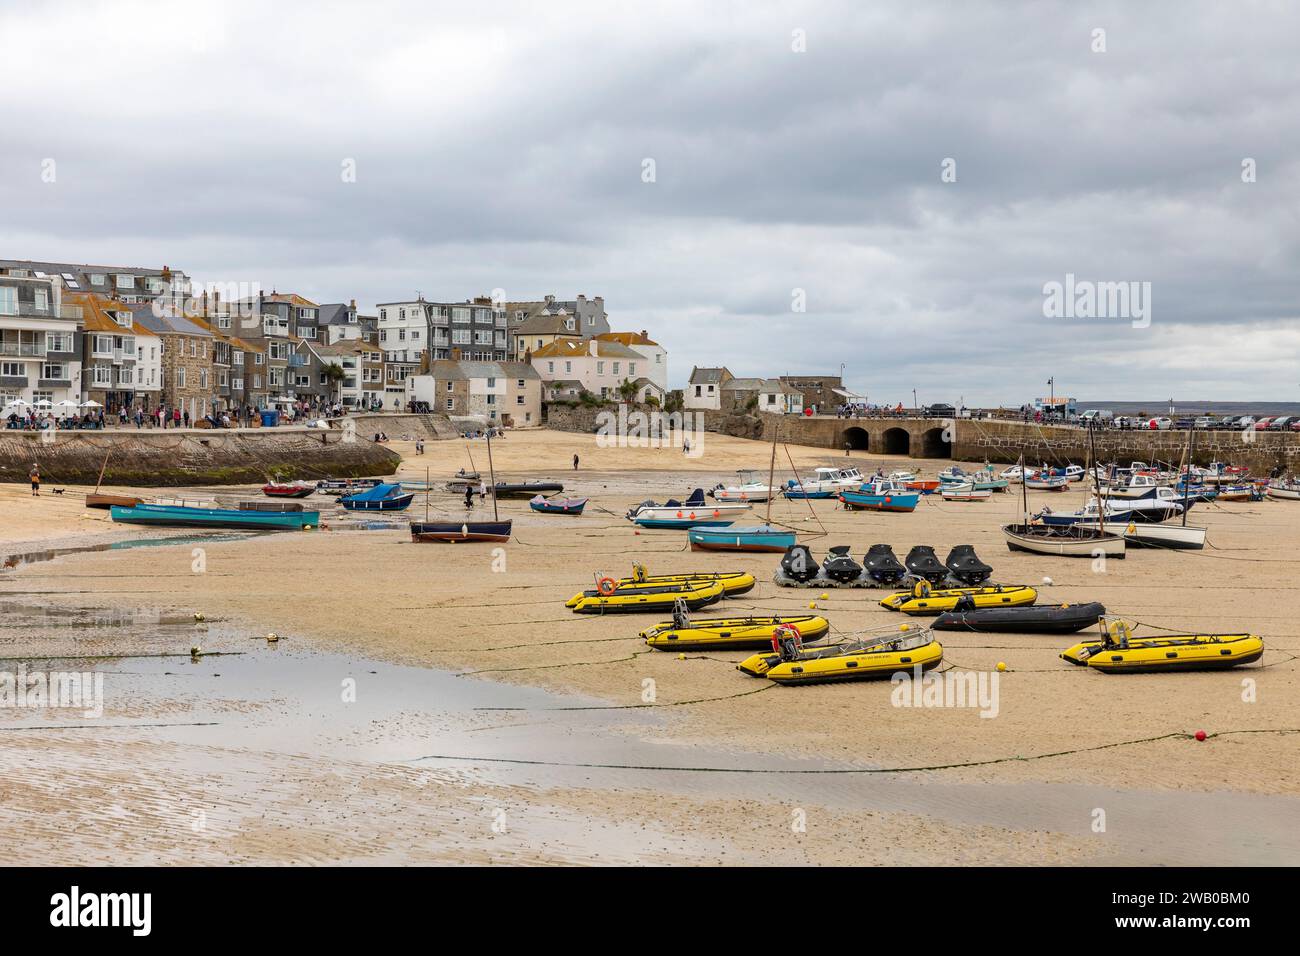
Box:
[952,593,977,613]
[862,544,907,585]
[821,545,863,584]
[627,499,658,520]
[905,545,948,585]
[780,544,820,583]
[684,488,707,507]
[945,545,993,586]
[670,597,690,630]
[771,623,803,662]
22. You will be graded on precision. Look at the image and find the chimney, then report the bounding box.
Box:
[350,298,356,309]
[451,348,461,361]
[640,329,647,339]
[524,348,532,363]
[544,294,554,304]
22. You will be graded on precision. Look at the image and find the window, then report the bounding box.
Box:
[1,362,23,377]
[629,363,636,376]
[34,289,48,311]
[445,397,454,410]
[452,329,470,345]
[596,361,604,374]
[46,332,72,353]
[41,363,67,380]
[254,374,262,388]
[0,288,16,315]
[189,340,197,357]
[565,318,575,331]
[219,370,228,387]
[486,394,496,405]
[452,307,470,323]
[176,367,186,388]
[233,352,244,366]
[612,362,619,375]
[564,361,571,374]
[93,335,113,356]
[516,395,524,405]
[199,370,208,388]
[116,274,134,290]
[217,315,231,330]
[516,379,524,387]
[695,386,702,397]
[117,368,133,385]
[255,353,264,365]
[547,362,554,374]
[90,274,106,286]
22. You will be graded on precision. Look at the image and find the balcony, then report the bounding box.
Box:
[287,354,307,368]
[0,341,45,357]
[39,378,72,388]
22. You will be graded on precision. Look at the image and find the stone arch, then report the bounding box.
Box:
[883,427,910,456]
[919,426,952,458]
[841,426,869,451]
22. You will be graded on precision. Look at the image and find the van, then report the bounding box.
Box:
[1079,409,1113,423]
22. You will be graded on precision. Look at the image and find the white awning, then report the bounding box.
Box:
[831,388,866,401]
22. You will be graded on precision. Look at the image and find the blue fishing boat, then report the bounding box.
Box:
[781,481,835,500]
[529,495,589,515]
[687,524,796,553]
[340,483,414,512]
[838,479,920,513]
[110,501,319,531]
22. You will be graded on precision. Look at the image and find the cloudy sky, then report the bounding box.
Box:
[3,0,1298,403]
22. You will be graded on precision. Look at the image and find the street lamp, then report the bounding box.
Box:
[912,388,917,414]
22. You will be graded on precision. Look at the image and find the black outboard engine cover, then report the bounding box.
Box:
[627,499,659,519]
[862,544,906,585]
[945,545,993,585]
[905,545,949,585]
[780,544,819,582]
[821,545,863,583]
[684,488,707,507]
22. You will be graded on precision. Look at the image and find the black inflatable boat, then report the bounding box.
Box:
[932,601,1106,634]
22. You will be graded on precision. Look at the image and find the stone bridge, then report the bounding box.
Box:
[761,416,956,458]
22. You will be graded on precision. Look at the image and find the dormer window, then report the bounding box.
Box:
[115,312,132,328]
[565,318,575,331]
[116,274,134,290]
[90,274,106,286]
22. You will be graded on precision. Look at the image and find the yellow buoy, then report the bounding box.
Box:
[996,661,1007,672]
[193,612,205,622]
[808,601,817,609]
[899,623,910,632]
[677,653,686,660]
[819,593,828,600]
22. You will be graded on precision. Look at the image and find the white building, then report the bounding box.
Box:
[530,338,647,400]
[684,366,732,411]
[0,269,83,409]
[594,331,667,393]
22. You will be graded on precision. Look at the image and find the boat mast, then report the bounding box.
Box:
[424,466,430,521]
[94,448,110,495]
[1088,420,1104,536]
[1181,419,1194,528]
[1019,452,1028,527]
[485,430,499,522]
[765,417,778,525]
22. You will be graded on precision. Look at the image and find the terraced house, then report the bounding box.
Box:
[68,293,160,413]
[132,307,216,421]
[506,294,609,360]
[0,267,82,408]
[378,296,508,407]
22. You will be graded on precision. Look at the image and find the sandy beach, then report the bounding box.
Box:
[2,427,1297,865]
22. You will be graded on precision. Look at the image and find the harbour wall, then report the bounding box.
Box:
[1,428,401,486]
[768,415,1300,472]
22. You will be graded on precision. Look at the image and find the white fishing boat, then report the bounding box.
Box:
[785,466,865,495]
[1024,472,1069,491]
[998,464,1025,483]
[940,483,992,501]
[710,469,779,503]
[1003,523,1126,558]
[1038,487,1190,526]
[1102,520,1206,550]
[1266,479,1300,501]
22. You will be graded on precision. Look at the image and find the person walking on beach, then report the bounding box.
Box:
[478,479,487,502]
[463,485,475,510]
[573,453,579,471]
[29,463,40,497]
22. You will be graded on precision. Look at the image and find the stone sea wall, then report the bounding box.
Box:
[0,428,401,486]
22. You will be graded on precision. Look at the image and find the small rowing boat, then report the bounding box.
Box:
[687,524,796,552]
[1002,523,1126,558]
[529,495,588,515]
[262,480,316,498]
[409,519,512,543]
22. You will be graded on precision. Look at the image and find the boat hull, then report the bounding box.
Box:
[529,497,588,515]
[86,493,143,510]
[1002,524,1125,558]
[1103,521,1206,549]
[1061,634,1264,672]
[933,602,1105,634]
[688,528,797,552]
[409,520,512,543]
[262,484,315,498]
[110,503,317,531]
[839,490,919,512]
[641,615,830,651]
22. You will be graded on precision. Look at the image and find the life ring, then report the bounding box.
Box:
[597,577,618,596]
[770,622,803,655]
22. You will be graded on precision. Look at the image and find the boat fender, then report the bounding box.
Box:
[597,577,618,596]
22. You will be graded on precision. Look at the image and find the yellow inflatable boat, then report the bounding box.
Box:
[569,579,726,614]
[564,567,755,608]
[880,582,1037,616]
[1061,621,1264,673]
[641,614,829,651]
[738,628,943,684]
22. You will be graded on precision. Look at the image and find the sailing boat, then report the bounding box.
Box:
[688,423,796,552]
[1002,436,1126,558]
[410,431,513,543]
[85,449,143,509]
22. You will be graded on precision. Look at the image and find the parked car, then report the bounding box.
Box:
[1266,416,1297,431]
[922,403,956,418]
[1174,418,1195,430]
[1146,417,1173,430]
[1193,416,1213,429]
[1233,416,1256,430]
[1255,417,1276,430]
[1218,415,1237,429]
[1291,420,1300,432]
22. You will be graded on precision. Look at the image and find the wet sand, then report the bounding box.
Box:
[1,428,1298,865]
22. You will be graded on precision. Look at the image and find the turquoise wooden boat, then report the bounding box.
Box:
[838,479,920,513]
[110,502,319,530]
[635,515,736,529]
[687,524,796,552]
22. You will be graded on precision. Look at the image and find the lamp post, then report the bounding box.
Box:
[912,388,917,415]
[1047,376,1055,420]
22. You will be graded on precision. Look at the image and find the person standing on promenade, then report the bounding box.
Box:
[29,463,40,497]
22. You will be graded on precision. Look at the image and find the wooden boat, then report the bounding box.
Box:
[529,495,588,515]
[933,602,1105,634]
[86,493,143,510]
[687,524,796,553]
[1102,520,1206,550]
[1023,474,1069,491]
[641,613,830,651]
[1002,523,1125,558]
[1062,622,1264,673]
[262,481,315,498]
[1036,490,1188,526]
[110,501,318,530]
[238,500,306,513]
[939,483,992,502]
[781,486,835,500]
[939,468,1008,492]
[838,479,919,512]
[316,478,382,496]
[903,478,942,494]
[783,467,864,496]
[340,483,414,512]
[1265,479,1300,501]
[409,519,512,543]
[492,481,565,499]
